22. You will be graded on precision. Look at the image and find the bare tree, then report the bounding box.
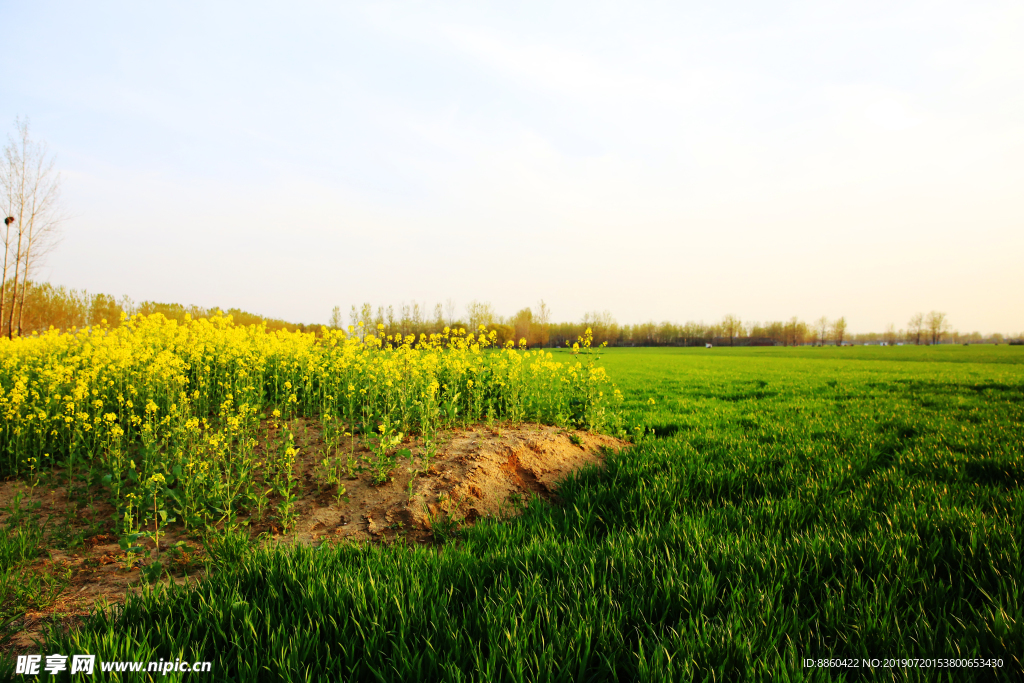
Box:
[533,300,551,347]
[583,310,618,346]
[784,317,808,346]
[444,298,457,327]
[1,118,65,338]
[412,301,424,332]
[926,311,949,345]
[535,300,550,326]
[908,313,924,345]
[354,303,372,340]
[830,316,848,346]
[327,305,343,329]
[465,300,495,331]
[814,316,829,346]
[718,314,741,346]
[512,307,533,345]
[399,302,410,335]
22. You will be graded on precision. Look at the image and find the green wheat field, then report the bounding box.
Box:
[4,344,1022,681]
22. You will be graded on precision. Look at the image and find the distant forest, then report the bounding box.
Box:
[2,280,1019,347]
[0,281,305,338]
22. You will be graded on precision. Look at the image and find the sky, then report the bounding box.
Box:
[2,1,1022,333]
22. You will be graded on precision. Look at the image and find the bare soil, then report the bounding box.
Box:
[0,422,626,654]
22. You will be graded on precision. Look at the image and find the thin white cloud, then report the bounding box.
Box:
[428,21,720,110]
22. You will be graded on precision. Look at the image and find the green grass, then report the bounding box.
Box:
[8,347,1023,681]
[0,494,72,648]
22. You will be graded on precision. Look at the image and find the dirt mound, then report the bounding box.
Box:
[285,424,627,546]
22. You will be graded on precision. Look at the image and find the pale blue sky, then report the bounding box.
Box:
[2,1,1022,333]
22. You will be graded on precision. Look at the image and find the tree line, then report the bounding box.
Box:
[4,284,1018,347]
[0,280,314,335]
[537,310,979,347]
[328,302,1015,348]
[329,300,553,347]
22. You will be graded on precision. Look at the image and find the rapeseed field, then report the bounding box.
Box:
[0,312,617,525]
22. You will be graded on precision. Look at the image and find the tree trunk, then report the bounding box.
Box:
[0,219,11,331]
[5,148,27,338]
[6,217,24,338]
[15,232,33,337]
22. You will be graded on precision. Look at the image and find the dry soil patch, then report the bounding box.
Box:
[280,423,626,547]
